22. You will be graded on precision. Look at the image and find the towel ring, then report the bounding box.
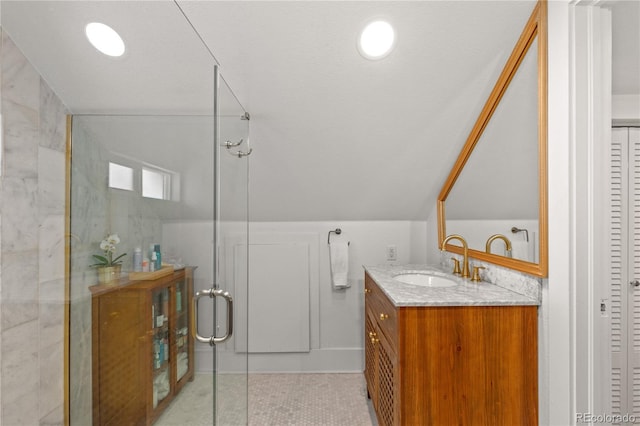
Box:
[511,226,529,242]
[328,228,350,246]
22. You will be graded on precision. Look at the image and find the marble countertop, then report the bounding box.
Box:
[363,264,540,307]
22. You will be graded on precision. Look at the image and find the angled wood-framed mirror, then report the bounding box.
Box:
[437,0,547,277]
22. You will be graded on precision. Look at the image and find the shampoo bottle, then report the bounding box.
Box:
[133,247,142,272]
[154,244,162,270]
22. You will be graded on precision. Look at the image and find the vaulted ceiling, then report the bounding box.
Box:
[3,1,637,221]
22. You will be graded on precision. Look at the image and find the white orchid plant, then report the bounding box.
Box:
[91,233,127,267]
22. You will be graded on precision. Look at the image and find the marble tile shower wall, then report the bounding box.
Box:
[68,117,163,424]
[1,30,68,425]
[67,120,108,426]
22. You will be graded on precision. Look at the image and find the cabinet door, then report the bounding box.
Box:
[365,308,398,426]
[364,313,376,399]
[173,276,193,390]
[150,286,172,411]
[375,327,397,426]
[92,292,147,426]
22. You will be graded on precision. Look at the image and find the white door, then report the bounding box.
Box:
[611,127,640,424]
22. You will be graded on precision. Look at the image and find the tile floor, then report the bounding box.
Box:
[156,373,376,426]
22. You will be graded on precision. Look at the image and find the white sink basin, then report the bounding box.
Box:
[393,273,458,288]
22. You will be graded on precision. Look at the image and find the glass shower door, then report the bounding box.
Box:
[193,66,250,425]
[211,70,251,426]
[69,93,250,426]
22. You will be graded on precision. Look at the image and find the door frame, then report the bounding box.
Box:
[571,0,613,418]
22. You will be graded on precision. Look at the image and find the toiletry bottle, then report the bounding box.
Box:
[133,247,142,272]
[154,339,160,369]
[153,386,158,408]
[154,244,162,270]
[163,292,169,322]
[163,334,169,361]
[142,258,149,272]
[150,252,157,272]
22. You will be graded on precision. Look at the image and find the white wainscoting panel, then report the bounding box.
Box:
[248,243,310,353]
[233,232,319,354]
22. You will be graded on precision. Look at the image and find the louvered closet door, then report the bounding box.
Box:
[611,127,640,424]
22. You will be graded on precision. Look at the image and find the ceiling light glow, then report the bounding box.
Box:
[358,20,395,60]
[85,22,125,57]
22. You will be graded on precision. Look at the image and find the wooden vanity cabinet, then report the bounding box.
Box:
[364,272,538,426]
[91,268,195,426]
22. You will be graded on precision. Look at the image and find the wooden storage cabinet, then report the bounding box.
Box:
[364,272,538,426]
[91,268,195,426]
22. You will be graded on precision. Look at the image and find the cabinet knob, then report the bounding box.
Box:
[380,313,389,321]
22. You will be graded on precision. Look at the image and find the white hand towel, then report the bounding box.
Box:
[329,241,350,289]
[511,240,530,262]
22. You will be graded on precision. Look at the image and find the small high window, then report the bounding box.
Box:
[142,167,171,200]
[108,162,134,191]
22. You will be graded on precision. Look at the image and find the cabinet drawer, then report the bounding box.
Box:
[365,274,397,347]
[374,294,396,346]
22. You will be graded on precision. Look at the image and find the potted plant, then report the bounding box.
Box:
[92,233,127,284]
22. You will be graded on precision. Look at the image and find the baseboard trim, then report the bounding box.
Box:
[194,347,364,374]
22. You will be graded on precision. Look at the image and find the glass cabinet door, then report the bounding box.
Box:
[174,277,191,385]
[151,287,171,409]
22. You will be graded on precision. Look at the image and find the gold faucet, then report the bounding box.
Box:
[442,234,470,278]
[485,234,513,257]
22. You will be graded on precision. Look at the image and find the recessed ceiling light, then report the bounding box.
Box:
[85,22,125,57]
[358,20,395,60]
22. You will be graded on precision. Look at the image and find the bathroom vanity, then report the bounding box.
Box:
[90,268,195,426]
[364,266,539,426]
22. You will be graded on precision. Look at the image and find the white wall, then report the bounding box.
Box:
[613,94,640,121]
[164,220,428,373]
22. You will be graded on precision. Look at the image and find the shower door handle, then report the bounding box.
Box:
[631,280,640,287]
[192,287,234,346]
